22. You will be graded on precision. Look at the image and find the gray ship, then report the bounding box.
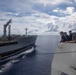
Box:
[0,19,37,60]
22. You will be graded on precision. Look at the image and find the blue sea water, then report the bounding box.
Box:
[0,35,60,75]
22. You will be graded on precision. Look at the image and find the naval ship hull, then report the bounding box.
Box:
[51,43,76,75]
[0,35,37,60]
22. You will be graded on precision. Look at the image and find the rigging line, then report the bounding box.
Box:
[36,50,76,55]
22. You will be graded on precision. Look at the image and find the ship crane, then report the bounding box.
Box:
[3,19,12,38]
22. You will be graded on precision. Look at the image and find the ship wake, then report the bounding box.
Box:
[0,47,35,73]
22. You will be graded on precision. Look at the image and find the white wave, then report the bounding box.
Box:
[22,55,25,59]
[8,47,34,59]
[25,47,34,53]
[0,59,19,73]
[11,59,20,63]
[0,61,12,73]
[0,47,34,73]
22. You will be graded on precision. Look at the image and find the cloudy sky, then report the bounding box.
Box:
[0,0,76,35]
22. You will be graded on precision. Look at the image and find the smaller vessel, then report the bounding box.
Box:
[0,19,37,60]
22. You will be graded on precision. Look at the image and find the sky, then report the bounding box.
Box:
[0,0,76,35]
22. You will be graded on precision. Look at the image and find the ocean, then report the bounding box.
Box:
[0,35,60,75]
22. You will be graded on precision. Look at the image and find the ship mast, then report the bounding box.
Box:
[25,28,28,36]
[8,25,11,40]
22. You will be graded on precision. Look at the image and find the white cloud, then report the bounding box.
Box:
[0,10,52,35]
[53,7,75,15]
[31,0,73,6]
[66,7,75,14]
[0,9,76,35]
[0,0,76,35]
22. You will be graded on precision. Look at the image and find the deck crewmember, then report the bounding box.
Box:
[69,30,72,41]
[64,32,69,41]
[60,31,69,42]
